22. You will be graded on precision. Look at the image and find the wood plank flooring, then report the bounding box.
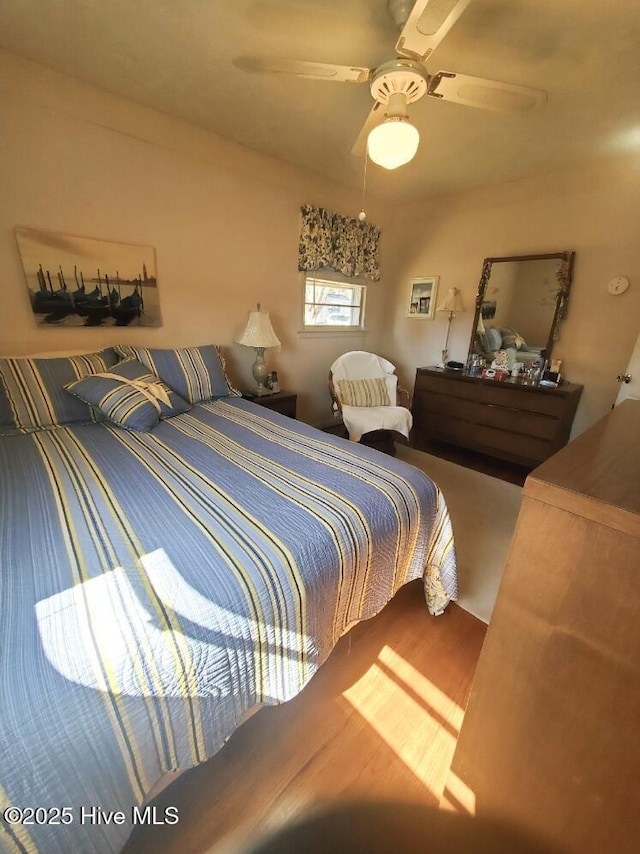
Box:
[124,583,486,854]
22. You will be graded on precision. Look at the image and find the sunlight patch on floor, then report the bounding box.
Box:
[378,645,464,733]
[440,769,477,815]
[342,645,464,798]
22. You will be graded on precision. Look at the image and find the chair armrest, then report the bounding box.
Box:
[397,385,411,410]
[328,375,343,415]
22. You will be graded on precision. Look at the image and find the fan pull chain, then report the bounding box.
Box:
[358,151,368,222]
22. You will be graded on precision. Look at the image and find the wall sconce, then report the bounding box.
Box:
[437,287,465,367]
[236,303,281,395]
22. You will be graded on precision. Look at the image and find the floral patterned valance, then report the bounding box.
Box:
[297,204,381,281]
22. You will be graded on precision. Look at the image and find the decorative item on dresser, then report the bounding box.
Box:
[412,366,583,469]
[243,390,297,419]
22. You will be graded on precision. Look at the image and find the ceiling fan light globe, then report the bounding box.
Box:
[367,117,419,170]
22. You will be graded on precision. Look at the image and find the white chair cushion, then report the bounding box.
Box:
[330,351,411,442]
[340,404,413,443]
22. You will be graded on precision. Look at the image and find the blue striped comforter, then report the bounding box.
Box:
[0,398,457,853]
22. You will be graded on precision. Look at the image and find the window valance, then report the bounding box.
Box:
[297,204,381,281]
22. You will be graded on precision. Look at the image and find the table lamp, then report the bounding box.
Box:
[236,304,281,395]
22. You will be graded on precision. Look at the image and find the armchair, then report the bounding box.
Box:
[328,351,412,455]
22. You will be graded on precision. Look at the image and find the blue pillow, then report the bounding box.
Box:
[0,348,118,433]
[65,359,191,432]
[485,327,503,351]
[114,344,238,404]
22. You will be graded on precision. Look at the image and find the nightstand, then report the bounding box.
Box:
[243,391,297,419]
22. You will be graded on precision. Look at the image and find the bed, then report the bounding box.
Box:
[0,345,457,854]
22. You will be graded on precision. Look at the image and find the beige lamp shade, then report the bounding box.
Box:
[437,287,465,314]
[236,307,281,349]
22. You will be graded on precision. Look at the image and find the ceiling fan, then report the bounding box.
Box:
[235,0,546,170]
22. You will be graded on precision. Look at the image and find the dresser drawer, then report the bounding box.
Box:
[478,384,567,418]
[421,412,480,445]
[419,411,553,464]
[471,423,553,464]
[416,390,481,422]
[475,403,561,441]
[415,372,478,402]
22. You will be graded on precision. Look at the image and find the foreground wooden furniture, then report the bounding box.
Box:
[413,367,583,468]
[443,400,640,854]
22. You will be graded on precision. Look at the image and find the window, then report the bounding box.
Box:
[303,277,365,329]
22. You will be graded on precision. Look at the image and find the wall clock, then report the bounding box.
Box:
[607,276,630,295]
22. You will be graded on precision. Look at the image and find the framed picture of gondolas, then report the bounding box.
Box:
[15,227,162,328]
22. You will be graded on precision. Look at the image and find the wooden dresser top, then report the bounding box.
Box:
[416,366,583,396]
[525,399,640,532]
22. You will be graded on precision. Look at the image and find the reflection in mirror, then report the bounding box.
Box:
[467,251,575,374]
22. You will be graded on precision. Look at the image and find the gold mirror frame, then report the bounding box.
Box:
[468,250,575,367]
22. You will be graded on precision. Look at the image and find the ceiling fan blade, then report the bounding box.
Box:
[429,71,547,112]
[395,0,472,62]
[234,56,371,84]
[351,102,386,157]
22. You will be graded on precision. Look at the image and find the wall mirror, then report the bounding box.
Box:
[467,251,575,369]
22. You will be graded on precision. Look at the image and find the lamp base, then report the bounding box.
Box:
[253,384,272,397]
[252,348,271,396]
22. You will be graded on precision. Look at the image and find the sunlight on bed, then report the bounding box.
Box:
[34,548,312,697]
[342,645,465,799]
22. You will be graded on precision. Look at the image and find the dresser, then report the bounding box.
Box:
[412,366,583,467]
[443,399,640,854]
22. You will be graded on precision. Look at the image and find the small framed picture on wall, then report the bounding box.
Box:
[406,276,439,320]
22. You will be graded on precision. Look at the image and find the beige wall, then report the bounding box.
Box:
[3,49,639,438]
[0,50,398,426]
[382,159,640,436]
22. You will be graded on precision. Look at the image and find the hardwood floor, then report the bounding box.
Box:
[124,583,486,854]
[411,437,530,486]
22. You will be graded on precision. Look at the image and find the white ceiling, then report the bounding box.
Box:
[2,0,640,202]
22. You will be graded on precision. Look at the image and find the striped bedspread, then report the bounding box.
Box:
[0,398,457,853]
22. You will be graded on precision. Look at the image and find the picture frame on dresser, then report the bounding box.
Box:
[406,276,438,319]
